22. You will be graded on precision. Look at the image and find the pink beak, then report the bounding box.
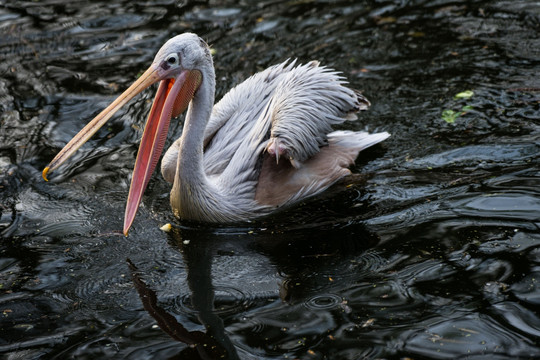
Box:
[43,65,202,236]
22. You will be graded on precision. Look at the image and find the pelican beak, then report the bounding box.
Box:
[42,64,202,236]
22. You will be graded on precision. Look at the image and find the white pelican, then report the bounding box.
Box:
[43,33,390,235]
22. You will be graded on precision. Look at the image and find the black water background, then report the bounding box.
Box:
[0,0,539,359]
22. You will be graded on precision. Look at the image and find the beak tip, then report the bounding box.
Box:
[42,167,50,182]
[123,224,130,237]
[123,219,133,237]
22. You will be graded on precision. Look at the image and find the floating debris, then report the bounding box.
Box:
[454,90,474,99]
[159,223,172,232]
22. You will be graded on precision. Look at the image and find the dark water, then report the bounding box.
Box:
[1,0,539,359]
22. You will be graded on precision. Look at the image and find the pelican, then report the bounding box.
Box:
[43,33,390,235]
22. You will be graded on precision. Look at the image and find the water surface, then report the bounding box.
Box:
[1,0,539,359]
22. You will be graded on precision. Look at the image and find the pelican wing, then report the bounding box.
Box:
[204,60,369,181]
[265,61,369,167]
[202,61,297,177]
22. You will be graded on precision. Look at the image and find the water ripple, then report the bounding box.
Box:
[402,312,540,358]
[304,293,343,311]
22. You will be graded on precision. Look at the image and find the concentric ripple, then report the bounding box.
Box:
[304,293,343,311]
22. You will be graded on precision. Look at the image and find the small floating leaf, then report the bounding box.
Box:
[461,105,474,112]
[442,109,459,123]
[376,16,397,25]
[160,223,172,232]
[454,90,474,99]
[361,318,375,327]
[408,31,425,37]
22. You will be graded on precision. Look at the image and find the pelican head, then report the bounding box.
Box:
[42,33,210,235]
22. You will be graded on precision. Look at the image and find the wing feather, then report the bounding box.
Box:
[202,61,296,177]
[267,61,370,167]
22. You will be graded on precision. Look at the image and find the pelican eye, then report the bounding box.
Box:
[167,54,178,65]
[161,53,180,70]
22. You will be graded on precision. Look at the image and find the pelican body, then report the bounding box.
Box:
[43,33,389,235]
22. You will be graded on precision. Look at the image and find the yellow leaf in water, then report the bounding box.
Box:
[454,90,474,99]
[160,223,172,232]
